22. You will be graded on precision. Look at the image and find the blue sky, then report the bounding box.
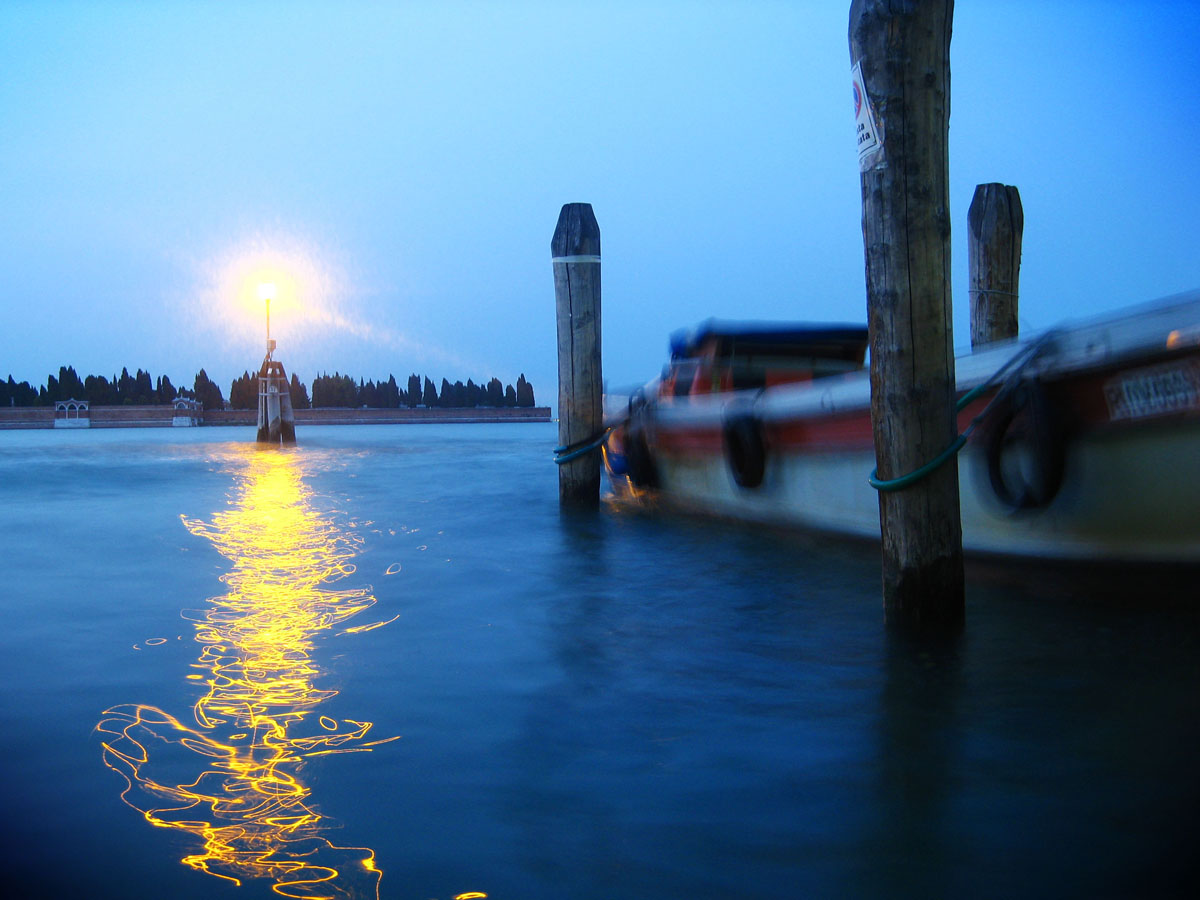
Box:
[2,0,1197,405]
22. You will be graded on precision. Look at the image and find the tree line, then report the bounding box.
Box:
[2,366,536,410]
[1,366,224,411]
[228,371,535,409]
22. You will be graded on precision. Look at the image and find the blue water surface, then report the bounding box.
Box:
[0,424,1196,899]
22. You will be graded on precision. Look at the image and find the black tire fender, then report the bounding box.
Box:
[625,426,659,488]
[724,414,767,489]
[624,389,659,489]
[983,380,1066,510]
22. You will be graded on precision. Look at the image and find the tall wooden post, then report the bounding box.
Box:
[552,203,603,508]
[849,0,964,627]
[968,183,1023,348]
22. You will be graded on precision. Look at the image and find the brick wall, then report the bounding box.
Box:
[0,407,55,429]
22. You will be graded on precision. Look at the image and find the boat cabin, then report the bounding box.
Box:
[660,320,869,397]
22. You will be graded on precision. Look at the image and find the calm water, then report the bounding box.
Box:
[0,425,1196,899]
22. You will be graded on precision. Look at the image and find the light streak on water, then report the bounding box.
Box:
[97,448,398,899]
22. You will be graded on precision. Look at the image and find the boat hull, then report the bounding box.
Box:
[606,293,1200,564]
[624,417,1200,563]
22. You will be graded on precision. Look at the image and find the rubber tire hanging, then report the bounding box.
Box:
[982,380,1066,510]
[724,414,767,489]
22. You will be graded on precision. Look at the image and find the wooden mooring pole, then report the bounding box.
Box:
[968,183,1023,347]
[552,203,603,508]
[849,0,964,628]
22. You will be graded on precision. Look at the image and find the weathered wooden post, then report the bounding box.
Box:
[551,203,603,508]
[849,0,964,627]
[968,183,1023,348]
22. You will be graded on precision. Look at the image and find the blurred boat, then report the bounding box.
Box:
[603,290,1200,564]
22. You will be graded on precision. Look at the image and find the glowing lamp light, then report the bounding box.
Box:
[259,282,277,350]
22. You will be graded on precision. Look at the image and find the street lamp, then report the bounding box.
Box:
[252,280,295,444]
[258,282,277,357]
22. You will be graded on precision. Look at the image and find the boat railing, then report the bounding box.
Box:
[616,290,1200,428]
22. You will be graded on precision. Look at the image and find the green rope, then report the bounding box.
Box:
[867,381,998,492]
[869,434,967,492]
[554,427,614,465]
[866,333,1054,493]
[954,381,991,412]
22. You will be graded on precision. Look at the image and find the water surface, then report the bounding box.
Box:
[0,425,1196,898]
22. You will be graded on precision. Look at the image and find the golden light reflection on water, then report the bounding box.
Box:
[98,448,398,899]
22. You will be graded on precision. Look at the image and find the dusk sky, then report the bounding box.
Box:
[2,1,1197,407]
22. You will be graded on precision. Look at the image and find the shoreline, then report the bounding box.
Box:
[0,405,552,430]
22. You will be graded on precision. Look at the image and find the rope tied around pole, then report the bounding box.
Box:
[554,427,615,465]
[868,332,1057,492]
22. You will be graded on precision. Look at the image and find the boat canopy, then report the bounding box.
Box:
[669,319,869,364]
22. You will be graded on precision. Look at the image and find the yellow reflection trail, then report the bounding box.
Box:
[98,448,397,899]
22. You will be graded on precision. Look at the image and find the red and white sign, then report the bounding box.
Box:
[852,60,881,170]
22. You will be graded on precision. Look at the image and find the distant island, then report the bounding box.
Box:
[2,365,536,411]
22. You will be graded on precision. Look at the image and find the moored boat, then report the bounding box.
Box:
[603,290,1200,564]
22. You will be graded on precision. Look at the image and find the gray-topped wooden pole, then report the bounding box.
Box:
[552,203,603,508]
[849,0,964,628]
[968,183,1023,348]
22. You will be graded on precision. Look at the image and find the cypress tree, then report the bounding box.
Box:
[193,369,225,411]
[516,373,535,407]
[229,371,257,409]
[289,373,310,409]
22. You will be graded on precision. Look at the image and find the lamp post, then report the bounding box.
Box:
[254,280,294,443]
[259,282,276,359]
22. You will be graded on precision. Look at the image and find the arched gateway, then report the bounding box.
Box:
[54,399,90,428]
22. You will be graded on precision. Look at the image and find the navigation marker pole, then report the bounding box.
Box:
[255,281,296,445]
